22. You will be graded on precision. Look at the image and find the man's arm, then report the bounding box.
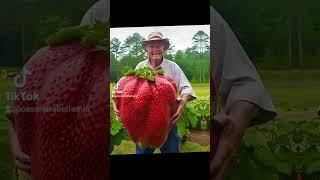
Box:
[179,93,191,106]
[175,64,196,101]
[171,93,191,124]
[211,101,258,179]
[5,110,31,177]
[210,6,277,179]
[210,6,277,126]
[227,101,259,127]
[170,63,195,124]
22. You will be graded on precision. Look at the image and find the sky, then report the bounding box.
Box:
[110,24,210,52]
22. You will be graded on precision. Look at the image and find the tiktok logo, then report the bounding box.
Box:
[114,83,119,90]
[14,67,31,88]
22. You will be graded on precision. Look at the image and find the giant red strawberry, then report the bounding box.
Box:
[11,20,110,180]
[113,67,179,148]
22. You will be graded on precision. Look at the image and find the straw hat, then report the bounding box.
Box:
[142,32,170,51]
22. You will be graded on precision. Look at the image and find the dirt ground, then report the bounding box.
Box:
[187,129,210,145]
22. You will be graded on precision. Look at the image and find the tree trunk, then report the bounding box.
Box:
[202,62,205,82]
[199,65,202,83]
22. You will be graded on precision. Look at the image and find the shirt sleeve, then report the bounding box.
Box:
[210,6,277,126]
[174,64,197,101]
[135,62,142,69]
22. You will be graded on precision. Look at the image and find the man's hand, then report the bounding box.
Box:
[170,102,184,125]
[210,101,258,180]
[112,100,120,117]
[6,110,32,179]
[171,94,190,125]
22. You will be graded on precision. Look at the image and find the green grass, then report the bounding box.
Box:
[259,69,320,81]
[110,82,210,97]
[191,83,210,97]
[264,81,320,111]
[259,70,320,115]
[111,140,210,155]
[262,78,320,124]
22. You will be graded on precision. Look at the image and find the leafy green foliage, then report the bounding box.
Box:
[177,96,210,138]
[227,119,320,179]
[110,101,128,153]
[110,116,122,136]
[123,67,164,81]
[227,145,280,180]
[47,19,109,49]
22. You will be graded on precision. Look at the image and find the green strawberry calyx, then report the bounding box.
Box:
[124,67,164,81]
[46,19,109,51]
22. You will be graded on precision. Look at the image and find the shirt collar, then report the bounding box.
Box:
[146,57,168,70]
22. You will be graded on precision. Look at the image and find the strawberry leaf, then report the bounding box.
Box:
[155,69,165,75]
[111,117,123,136]
[124,69,136,76]
[123,67,160,81]
[46,19,109,49]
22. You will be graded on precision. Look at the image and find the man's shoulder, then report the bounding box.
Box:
[91,0,108,10]
[210,6,226,26]
[137,59,148,66]
[80,0,109,25]
[163,58,176,65]
[163,59,181,69]
[135,59,148,69]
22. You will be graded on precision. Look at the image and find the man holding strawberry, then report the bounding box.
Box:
[83,1,277,179]
[113,32,197,154]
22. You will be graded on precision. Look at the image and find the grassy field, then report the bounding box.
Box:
[112,140,210,155]
[1,69,320,179]
[110,82,210,97]
[260,70,320,122]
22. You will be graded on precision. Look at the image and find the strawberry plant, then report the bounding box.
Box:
[177,96,210,138]
[110,101,128,153]
[226,119,320,180]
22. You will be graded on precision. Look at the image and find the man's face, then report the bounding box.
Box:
[145,41,166,61]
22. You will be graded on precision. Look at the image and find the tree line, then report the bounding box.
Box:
[2,0,319,70]
[110,31,210,83]
[212,0,320,69]
[0,0,96,67]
